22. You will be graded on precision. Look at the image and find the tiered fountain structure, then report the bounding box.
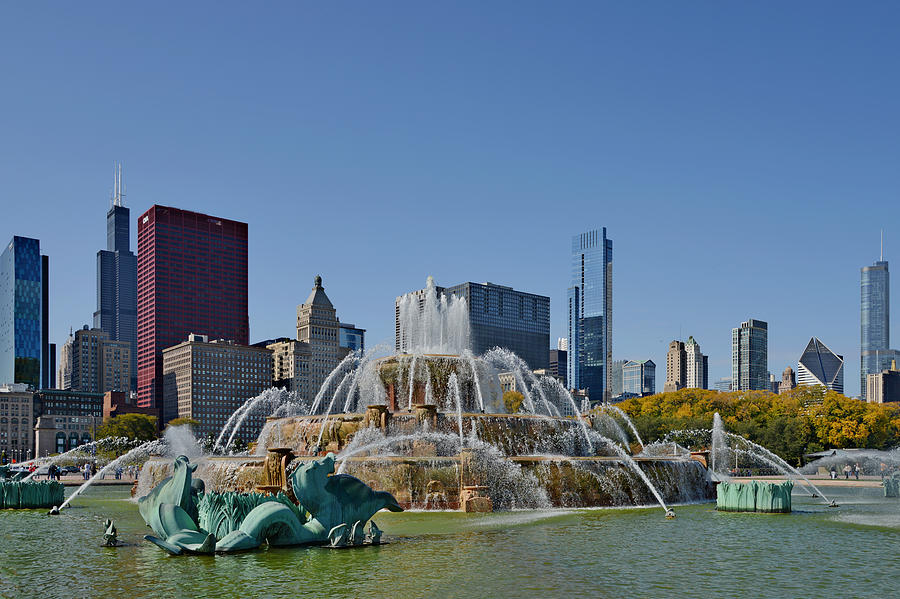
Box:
[143,277,715,512]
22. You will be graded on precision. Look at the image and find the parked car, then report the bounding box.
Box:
[60,465,80,475]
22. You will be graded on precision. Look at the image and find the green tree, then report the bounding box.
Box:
[503,390,525,414]
[96,413,158,442]
[166,417,200,430]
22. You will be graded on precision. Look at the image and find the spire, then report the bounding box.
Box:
[881,228,884,261]
[113,161,126,207]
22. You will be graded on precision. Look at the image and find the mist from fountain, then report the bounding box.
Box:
[21,437,143,481]
[709,413,727,480]
[732,449,817,497]
[463,351,486,412]
[309,350,360,415]
[315,371,354,449]
[448,372,465,446]
[406,355,419,410]
[721,430,831,503]
[214,387,298,452]
[541,376,593,454]
[606,404,644,451]
[60,426,200,510]
[597,412,630,449]
[396,276,470,355]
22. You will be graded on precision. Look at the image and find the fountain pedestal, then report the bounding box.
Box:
[415,404,438,429]
[364,405,391,431]
[257,447,295,497]
[460,486,493,512]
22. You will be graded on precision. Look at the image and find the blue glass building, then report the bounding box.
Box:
[623,359,655,395]
[339,322,366,352]
[567,228,612,400]
[0,236,44,388]
[732,319,768,391]
[860,260,894,400]
[94,170,138,391]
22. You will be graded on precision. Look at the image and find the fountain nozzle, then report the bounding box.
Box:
[828,500,839,508]
[665,509,676,519]
[48,506,60,516]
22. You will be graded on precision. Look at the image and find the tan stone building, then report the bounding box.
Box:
[268,339,312,399]
[162,334,273,440]
[867,360,900,404]
[664,340,686,393]
[297,276,340,404]
[0,384,34,463]
[779,366,797,394]
[57,325,131,393]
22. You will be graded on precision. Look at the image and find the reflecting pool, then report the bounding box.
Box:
[0,486,895,598]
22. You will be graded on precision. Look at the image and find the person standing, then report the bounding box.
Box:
[854,463,860,480]
[843,464,851,479]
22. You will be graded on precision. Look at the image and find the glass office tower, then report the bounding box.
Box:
[797,337,844,394]
[0,237,44,387]
[623,359,655,395]
[861,260,890,400]
[732,319,768,391]
[568,228,612,400]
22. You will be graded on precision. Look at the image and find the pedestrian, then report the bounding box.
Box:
[830,465,837,480]
[881,463,887,480]
[843,464,851,479]
[854,463,860,480]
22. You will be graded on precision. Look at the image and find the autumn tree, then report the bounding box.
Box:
[503,390,525,414]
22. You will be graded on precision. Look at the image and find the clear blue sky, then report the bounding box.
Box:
[1,3,898,396]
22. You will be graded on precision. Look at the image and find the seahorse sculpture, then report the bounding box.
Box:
[138,453,402,554]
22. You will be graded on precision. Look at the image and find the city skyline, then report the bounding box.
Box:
[2,4,899,396]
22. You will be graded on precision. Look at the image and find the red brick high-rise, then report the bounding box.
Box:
[136,206,249,420]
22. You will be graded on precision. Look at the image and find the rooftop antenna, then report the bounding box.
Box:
[881,228,884,261]
[112,162,126,207]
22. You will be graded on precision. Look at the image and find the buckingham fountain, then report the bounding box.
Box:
[136,277,714,524]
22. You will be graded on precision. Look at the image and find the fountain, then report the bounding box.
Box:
[0,465,64,509]
[142,277,713,515]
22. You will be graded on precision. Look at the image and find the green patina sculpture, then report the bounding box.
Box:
[0,466,26,482]
[0,479,65,509]
[882,473,900,497]
[103,519,119,547]
[716,480,792,513]
[138,453,402,554]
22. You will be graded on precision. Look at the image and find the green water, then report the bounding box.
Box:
[0,486,896,598]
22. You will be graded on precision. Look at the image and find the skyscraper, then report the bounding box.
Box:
[94,164,138,391]
[0,236,48,388]
[297,276,341,401]
[684,336,707,390]
[860,257,897,400]
[136,206,249,419]
[57,325,131,393]
[732,319,768,391]
[797,337,844,394]
[568,228,612,399]
[664,340,686,392]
